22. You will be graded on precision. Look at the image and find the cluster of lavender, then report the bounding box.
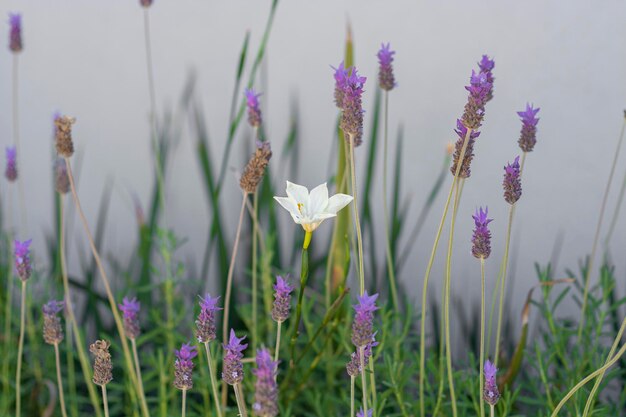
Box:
[483,360,500,406]
[245,88,263,129]
[271,275,293,323]
[196,293,222,343]
[222,329,248,385]
[377,43,396,91]
[252,349,279,417]
[503,156,522,205]
[471,207,493,259]
[5,147,17,182]
[118,297,141,340]
[174,343,197,391]
[14,239,32,281]
[9,13,22,53]
[450,55,495,178]
[42,300,65,345]
[347,292,379,379]
[333,62,367,146]
[90,340,113,386]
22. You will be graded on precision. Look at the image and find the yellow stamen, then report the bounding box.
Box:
[297,203,304,214]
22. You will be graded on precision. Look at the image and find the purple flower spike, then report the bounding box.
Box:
[478,55,495,102]
[245,88,263,129]
[118,297,141,339]
[483,359,500,406]
[351,291,378,347]
[346,334,378,377]
[140,0,154,7]
[340,67,367,147]
[5,146,17,182]
[517,103,540,152]
[14,239,32,281]
[43,300,65,345]
[462,69,492,130]
[9,13,22,53]
[450,119,481,178]
[252,348,278,417]
[332,61,349,109]
[357,408,373,417]
[272,275,294,323]
[222,329,248,385]
[196,293,222,343]
[377,42,396,91]
[174,343,197,390]
[503,156,522,205]
[471,207,493,259]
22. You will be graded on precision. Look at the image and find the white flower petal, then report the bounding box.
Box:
[325,193,354,215]
[286,181,310,206]
[274,196,302,221]
[308,182,329,216]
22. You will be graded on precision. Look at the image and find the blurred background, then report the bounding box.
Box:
[0,0,625,330]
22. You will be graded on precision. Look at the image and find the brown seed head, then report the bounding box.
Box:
[240,141,272,194]
[90,339,113,386]
[55,115,76,158]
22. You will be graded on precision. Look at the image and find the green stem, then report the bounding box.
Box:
[2,225,14,410]
[382,91,399,311]
[490,404,495,417]
[54,343,69,417]
[289,233,310,364]
[181,389,187,417]
[578,116,626,340]
[350,376,355,417]
[479,258,486,417]
[15,280,26,417]
[204,343,223,417]
[274,321,282,363]
[605,119,626,246]
[101,385,110,417]
[252,191,259,351]
[551,338,626,417]
[234,383,248,417]
[494,204,515,366]
[131,338,149,416]
[582,316,626,417]
[12,54,27,233]
[419,127,473,417]
[348,134,365,295]
[359,346,368,413]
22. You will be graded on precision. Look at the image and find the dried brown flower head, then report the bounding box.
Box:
[240,141,272,194]
[55,115,76,158]
[90,339,113,386]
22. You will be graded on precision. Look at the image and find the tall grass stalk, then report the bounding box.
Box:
[550,337,626,417]
[15,281,26,417]
[54,342,69,417]
[348,135,365,295]
[203,343,223,417]
[382,91,399,311]
[582,315,626,416]
[603,115,626,246]
[64,158,148,417]
[479,257,486,417]
[419,127,473,417]
[59,197,103,416]
[578,115,626,340]
[221,195,248,404]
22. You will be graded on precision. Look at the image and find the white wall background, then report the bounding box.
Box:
[1,1,625,336]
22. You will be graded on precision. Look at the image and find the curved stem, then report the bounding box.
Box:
[64,158,148,417]
[348,135,365,295]
[551,339,626,417]
[131,338,149,415]
[578,117,626,340]
[479,258,486,417]
[221,195,248,406]
[15,281,26,417]
[419,127,472,417]
[382,91,399,310]
[203,343,223,417]
[494,205,515,365]
[54,343,69,417]
[59,197,103,416]
[582,316,626,416]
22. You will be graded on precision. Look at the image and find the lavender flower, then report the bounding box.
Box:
[449,119,481,178]
[14,239,32,281]
[377,43,396,91]
[351,291,378,347]
[140,0,153,7]
[503,156,522,204]
[245,88,263,129]
[471,207,493,259]
[271,275,293,323]
[461,70,492,130]
[118,296,141,339]
[55,158,70,194]
[346,335,378,377]
[478,55,495,102]
[222,329,247,385]
[196,293,222,343]
[332,61,349,109]
[174,343,197,390]
[8,13,22,53]
[90,340,113,386]
[252,348,278,417]
[5,146,17,182]
[42,300,64,345]
[357,409,373,417]
[483,359,500,406]
[339,67,367,146]
[517,103,540,152]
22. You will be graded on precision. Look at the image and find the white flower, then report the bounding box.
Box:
[274,181,353,233]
